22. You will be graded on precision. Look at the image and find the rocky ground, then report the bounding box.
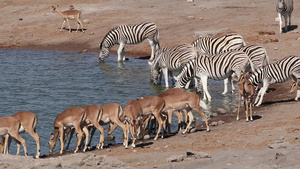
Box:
[0,0,300,168]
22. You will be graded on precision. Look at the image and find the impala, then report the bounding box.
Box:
[49,106,89,155]
[0,116,27,156]
[289,77,300,100]
[236,72,256,122]
[137,96,166,140]
[65,103,128,150]
[158,88,209,134]
[123,100,143,148]
[52,5,84,33]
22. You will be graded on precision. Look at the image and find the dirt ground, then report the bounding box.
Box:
[0,0,300,168]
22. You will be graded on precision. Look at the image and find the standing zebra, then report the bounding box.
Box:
[276,0,293,34]
[195,44,270,93]
[174,51,254,101]
[192,33,246,94]
[149,43,197,88]
[99,22,160,62]
[249,55,300,107]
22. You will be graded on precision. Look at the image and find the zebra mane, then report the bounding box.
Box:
[100,26,120,49]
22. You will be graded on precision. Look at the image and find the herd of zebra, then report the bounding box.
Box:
[98,21,300,108]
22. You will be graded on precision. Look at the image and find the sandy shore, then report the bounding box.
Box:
[1,0,300,168]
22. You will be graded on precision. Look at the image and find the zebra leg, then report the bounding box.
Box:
[278,13,282,34]
[284,15,288,32]
[222,78,229,95]
[254,81,269,107]
[201,76,211,101]
[288,13,292,26]
[117,42,126,62]
[148,39,156,61]
[162,68,169,88]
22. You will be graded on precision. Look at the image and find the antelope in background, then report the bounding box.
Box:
[52,5,84,33]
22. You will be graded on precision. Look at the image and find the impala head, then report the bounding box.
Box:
[289,78,299,93]
[48,133,56,154]
[238,72,249,84]
[99,44,109,63]
[52,5,59,12]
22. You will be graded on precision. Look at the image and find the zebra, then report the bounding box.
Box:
[99,22,160,62]
[174,50,254,101]
[195,44,270,94]
[192,33,246,94]
[249,55,300,107]
[276,0,293,34]
[149,43,197,88]
[192,33,246,56]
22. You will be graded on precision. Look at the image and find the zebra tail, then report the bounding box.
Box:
[199,100,208,110]
[248,58,255,73]
[264,52,270,66]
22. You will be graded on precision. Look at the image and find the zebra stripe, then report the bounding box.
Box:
[231,44,270,70]
[192,33,246,56]
[149,44,197,88]
[276,0,293,33]
[99,22,160,62]
[249,55,300,106]
[174,51,253,101]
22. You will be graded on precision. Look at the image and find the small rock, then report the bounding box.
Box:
[190,128,197,133]
[187,0,194,2]
[217,108,227,114]
[144,134,151,140]
[211,122,218,126]
[188,16,195,19]
[186,150,211,159]
[167,155,184,163]
[218,120,225,125]
[212,113,218,117]
[268,141,289,149]
[297,37,300,40]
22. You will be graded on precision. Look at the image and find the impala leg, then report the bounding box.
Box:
[3,134,9,155]
[27,129,40,158]
[60,20,66,32]
[66,19,71,33]
[173,110,182,132]
[74,127,83,153]
[249,98,253,121]
[129,124,136,148]
[92,122,105,149]
[182,111,194,134]
[245,98,249,122]
[153,111,164,140]
[59,127,65,154]
[10,134,27,156]
[237,94,241,121]
[82,126,89,152]
[65,128,75,150]
[194,107,210,132]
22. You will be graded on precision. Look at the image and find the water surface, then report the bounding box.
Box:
[0,49,238,156]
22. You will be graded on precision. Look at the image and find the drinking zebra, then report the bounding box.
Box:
[149,43,197,88]
[249,55,300,107]
[192,33,246,94]
[99,22,160,62]
[276,0,293,34]
[174,51,254,101]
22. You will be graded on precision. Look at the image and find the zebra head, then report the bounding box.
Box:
[150,64,161,85]
[99,46,110,62]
